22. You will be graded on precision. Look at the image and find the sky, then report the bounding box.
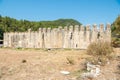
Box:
[0,0,120,25]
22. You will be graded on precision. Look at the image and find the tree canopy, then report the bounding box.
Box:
[0,15,81,39]
[111,15,120,47]
[112,15,120,34]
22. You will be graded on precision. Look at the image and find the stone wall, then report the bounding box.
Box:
[3,24,111,49]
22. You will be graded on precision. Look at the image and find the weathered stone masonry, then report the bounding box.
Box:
[3,24,111,49]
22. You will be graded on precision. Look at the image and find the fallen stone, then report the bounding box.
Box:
[60,70,70,75]
[81,62,100,79]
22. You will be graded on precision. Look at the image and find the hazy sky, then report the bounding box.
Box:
[0,0,120,25]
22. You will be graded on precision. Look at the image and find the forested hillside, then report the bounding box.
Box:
[112,15,120,47]
[0,15,81,39]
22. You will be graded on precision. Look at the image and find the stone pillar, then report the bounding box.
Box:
[14,32,18,48]
[61,27,65,48]
[85,25,92,49]
[91,24,98,42]
[17,32,20,47]
[68,25,74,48]
[37,28,42,48]
[86,25,90,42]
[11,32,14,47]
[63,26,68,48]
[50,28,53,48]
[73,25,80,49]
[18,32,22,48]
[10,32,14,47]
[42,28,46,48]
[79,25,85,49]
[7,33,10,47]
[17,32,20,48]
[3,33,6,47]
[34,31,38,48]
[25,32,28,48]
[32,31,35,48]
[45,28,51,48]
[3,33,7,47]
[27,29,31,48]
[21,32,24,48]
[22,32,25,48]
[7,33,9,47]
[18,32,21,48]
[106,23,111,42]
[15,32,19,48]
[19,32,22,48]
[57,26,63,48]
[99,24,104,41]
[53,28,57,48]
[29,32,32,48]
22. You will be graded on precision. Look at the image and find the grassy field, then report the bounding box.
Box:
[0,48,119,80]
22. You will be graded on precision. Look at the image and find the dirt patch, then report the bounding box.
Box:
[0,48,119,80]
[0,48,87,80]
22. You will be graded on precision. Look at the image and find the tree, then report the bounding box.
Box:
[112,15,120,47]
[0,15,82,39]
[112,15,120,33]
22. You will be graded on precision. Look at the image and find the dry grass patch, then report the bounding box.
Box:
[87,41,114,65]
[0,48,88,80]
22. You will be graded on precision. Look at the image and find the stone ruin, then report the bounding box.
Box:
[3,24,111,49]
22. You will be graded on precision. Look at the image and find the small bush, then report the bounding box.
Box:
[87,41,113,65]
[87,41,113,56]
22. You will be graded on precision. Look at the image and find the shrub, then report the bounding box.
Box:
[87,41,113,56]
[87,41,113,65]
